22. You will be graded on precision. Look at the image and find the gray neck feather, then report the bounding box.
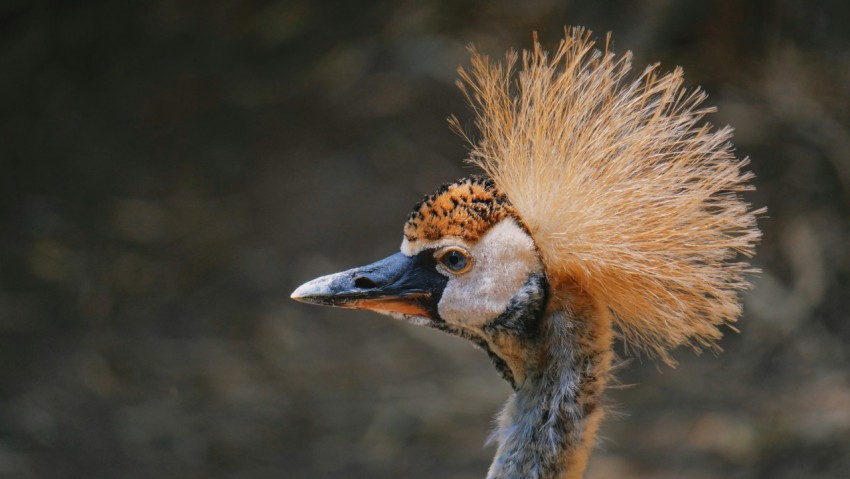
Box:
[486,311,587,479]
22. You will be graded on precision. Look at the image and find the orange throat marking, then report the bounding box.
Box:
[346,294,432,318]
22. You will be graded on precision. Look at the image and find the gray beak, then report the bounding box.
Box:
[291,251,447,318]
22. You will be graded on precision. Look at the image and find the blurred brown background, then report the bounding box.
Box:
[2,1,849,478]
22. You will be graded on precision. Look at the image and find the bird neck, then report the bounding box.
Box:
[487,295,613,479]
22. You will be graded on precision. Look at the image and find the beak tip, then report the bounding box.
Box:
[290,281,315,303]
[291,274,338,305]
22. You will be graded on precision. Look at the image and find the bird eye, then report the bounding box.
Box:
[437,247,472,274]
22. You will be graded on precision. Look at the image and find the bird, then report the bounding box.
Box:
[291,27,762,479]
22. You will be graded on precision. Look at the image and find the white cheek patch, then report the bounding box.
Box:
[437,219,543,327]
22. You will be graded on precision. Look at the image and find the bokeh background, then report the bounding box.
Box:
[2,1,849,478]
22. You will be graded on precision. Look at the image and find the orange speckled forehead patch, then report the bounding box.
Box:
[404,176,518,243]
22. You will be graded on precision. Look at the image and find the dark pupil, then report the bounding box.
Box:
[444,251,466,270]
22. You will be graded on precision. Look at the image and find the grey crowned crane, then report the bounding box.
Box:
[292,28,761,479]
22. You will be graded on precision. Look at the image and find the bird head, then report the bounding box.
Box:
[292,28,762,386]
[291,175,547,386]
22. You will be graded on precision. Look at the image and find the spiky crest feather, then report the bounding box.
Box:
[451,27,762,362]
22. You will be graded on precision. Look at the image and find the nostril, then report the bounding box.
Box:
[354,276,377,289]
